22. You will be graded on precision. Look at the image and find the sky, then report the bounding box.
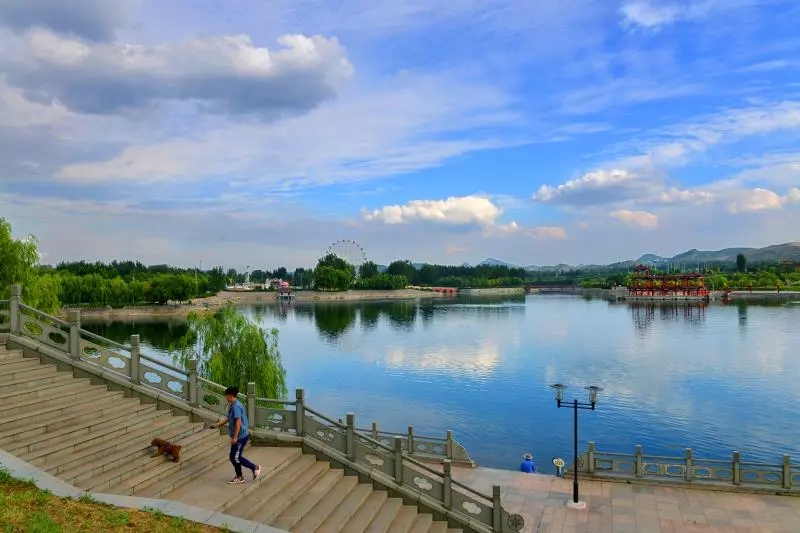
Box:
[0,0,799,270]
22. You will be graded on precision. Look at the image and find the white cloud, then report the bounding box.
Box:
[2,28,353,115]
[526,226,568,240]
[362,195,510,227]
[610,209,659,228]
[619,1,680,29]
[532,169,647,205]
[727,187,800,213]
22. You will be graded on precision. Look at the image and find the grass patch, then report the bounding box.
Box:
[0,468,229,533]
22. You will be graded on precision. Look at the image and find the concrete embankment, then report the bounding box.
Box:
[458,287,525,296]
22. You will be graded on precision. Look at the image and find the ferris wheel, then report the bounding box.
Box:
[325,239,368,273]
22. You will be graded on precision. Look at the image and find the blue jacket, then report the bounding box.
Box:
[520,459,535,473]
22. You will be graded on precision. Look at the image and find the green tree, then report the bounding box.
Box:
[317,253,355,277]
[359,261,379,279]
[313,265,353,291]
[736,253,747,273]
[0,218,60,313]
[173,305,287,400]
[386,260,415,281]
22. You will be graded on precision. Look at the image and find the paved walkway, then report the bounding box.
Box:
[449,467,800,533]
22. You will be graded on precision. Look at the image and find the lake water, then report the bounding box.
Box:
[82,295,800,474]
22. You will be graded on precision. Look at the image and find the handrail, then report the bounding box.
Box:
[140,352,186,377]
[355,425,447,443]
[305,406,347,429]
[19,303,71,328]
[79,328,131,353]
[585,441,798,491]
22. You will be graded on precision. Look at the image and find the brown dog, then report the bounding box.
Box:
[151,437,182,462]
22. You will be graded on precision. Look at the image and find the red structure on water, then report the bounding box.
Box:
[627,265,710,299]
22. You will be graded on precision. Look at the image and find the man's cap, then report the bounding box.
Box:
[523,453,533,460]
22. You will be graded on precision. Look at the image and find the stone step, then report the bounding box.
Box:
[0,401,156,449]
[244,459,330,524]
[312,483,374,533]
[230,454,318,520]
[0,371,73,393]
[157,447,303,513]
[107,435,229,497]
[270,468,344,530]
[407,514,433,533]
[91,431,228,495]
[3,383,110,417]
[0,363,58,384]
[427,522,447,533]
[0,377,96,406]
[131,440,233,499]
[0,349,23,360]
[213,447,303,513]
[386,506,419,533]
[290,474,361,533]
[0,357,41,371]
[43,410,188,476]
[64,420,209,487]
[75,426,222,492]
[0,391,139,440]
[364,497,403,533]
[336,491,389,533]
[0,390,128,428]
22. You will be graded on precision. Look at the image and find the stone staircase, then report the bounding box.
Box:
[0,342,462,533]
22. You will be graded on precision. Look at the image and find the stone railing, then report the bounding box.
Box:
[0,299,9,334]
[578,441,800,492]
[2,285,519,533]
[352,424,473,467]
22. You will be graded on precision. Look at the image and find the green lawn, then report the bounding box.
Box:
[0,468,233,533]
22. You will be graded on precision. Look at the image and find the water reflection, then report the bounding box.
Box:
[82,317,188,351]
[627,302,707,334]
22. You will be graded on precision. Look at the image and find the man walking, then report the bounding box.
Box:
[209,386,262,484]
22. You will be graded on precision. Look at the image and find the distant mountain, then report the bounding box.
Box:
[487,242,800,273]
[636,253,668,263]
[477,258,518,268]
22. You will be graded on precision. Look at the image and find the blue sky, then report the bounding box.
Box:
[0,0,799,269]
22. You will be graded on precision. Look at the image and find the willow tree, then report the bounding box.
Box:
[0,217,60,313]
[172,304,287,400]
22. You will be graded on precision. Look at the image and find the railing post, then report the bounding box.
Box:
[492,485,502,533]
[371,421,379,442]
[442,459,452,509]
[587,441,596,474]
[188,358,198,407]
[9,285,22,335]
[68,310,81,360]
[129,334,140,383]
[247,382,256,428]
[685,448,693,482]
[732,451,740,485]
[393,436,403,484]
[635,445,643,477]
[783,455,792,489]
[407,425,415,455]
[346,413,355,460]
[446,430,454,460]
[295,388,305,435]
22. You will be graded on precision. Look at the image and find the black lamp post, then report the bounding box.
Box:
[549,383,602,508]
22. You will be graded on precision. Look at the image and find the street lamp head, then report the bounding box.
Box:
[549,383,567,402]
[585,385,603,404]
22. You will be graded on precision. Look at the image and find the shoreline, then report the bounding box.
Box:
[64,289,454,319]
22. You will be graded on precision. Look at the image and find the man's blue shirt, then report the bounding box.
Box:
[520,459,535,473]
[227,400,249,439]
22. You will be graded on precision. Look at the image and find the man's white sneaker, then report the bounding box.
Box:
[253,465,262,480]
[227,476,245,484]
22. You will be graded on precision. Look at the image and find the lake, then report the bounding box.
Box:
[82,294,800,474]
